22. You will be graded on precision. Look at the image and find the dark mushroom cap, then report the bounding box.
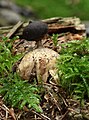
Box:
[23,21,48,41]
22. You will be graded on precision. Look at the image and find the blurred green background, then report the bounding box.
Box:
[14,0,89,20]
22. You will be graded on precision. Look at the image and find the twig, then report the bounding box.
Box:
[49,82,68,108]
[60,110,69,120]
[0,26,12,30]
[58,93,68,108]
[49,91,61,112]
[2,104,16,120]
[6,21,23,38]
[32,110,51,120]
[42,17,61,24]
[68,107,80,114]
[41,113,51,120]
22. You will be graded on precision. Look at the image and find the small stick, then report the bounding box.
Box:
[6,21,23,38]
[32,110,51,120]
[2,104,16,120]
[49,91,61,112]
[0,26,12,30]
[60,110,69,120]
[42,17,61,24]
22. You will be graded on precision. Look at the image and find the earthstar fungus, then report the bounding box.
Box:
[18,21,59,83]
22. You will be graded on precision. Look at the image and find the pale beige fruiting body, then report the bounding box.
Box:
[18,48,59,83]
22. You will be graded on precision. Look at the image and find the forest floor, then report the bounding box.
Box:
[0,17,89,120]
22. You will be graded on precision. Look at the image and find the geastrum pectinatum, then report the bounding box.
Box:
[17,21,59,83]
